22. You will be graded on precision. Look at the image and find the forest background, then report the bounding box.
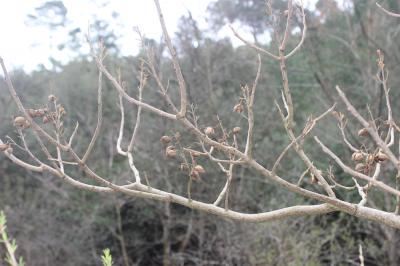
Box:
[2,0,400,265]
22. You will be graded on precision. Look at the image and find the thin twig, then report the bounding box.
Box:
[154,0,187,117]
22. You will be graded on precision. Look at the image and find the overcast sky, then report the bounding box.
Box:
[0,0,319,71]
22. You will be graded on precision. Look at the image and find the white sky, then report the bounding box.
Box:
[0,0,319,72]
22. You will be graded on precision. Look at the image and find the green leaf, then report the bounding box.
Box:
[101,248,113,266]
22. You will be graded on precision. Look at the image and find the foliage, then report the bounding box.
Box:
[0,211,25,266]
[101,248,113,266]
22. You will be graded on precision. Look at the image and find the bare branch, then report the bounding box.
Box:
[82,46,104,163]
[315,136,400,197]
[229,25,279,60]
[245,54,261,158]
[153,0,187,117]
[336,86,399,168]
[376,2,400,17]
[88,41,177,120]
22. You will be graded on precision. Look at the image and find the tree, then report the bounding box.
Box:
[2,2,400,262]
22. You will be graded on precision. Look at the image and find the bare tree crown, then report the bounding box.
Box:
[2,0,400,230]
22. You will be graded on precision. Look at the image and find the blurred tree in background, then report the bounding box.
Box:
[2,0,400,265]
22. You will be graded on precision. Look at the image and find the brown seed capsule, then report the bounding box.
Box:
[14,116,28,128]
[233,103,244,113]
[166,146,177,158]
[204,127,215,136]
[190,170,201,181]
[43,116,51,124]
[375,151,389,162]
[355,163,365,172]
[357,128,368,137]
[193,165,205,174]
[160,136,172,144]
[37,108,47,117]
[0,143,9,152]
[351,151,364,162]
[28,108,47,118]
[233,127,241,134]
[27,109,37,118]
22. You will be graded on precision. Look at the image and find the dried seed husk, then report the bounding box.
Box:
[43,116,51,124]
[166,146,177,158]
[160,136,172,144]
[193,165,205,174]
[14,116,30,128]
[28,108,47,118]
[375,151,389,162]
[233,103,244,113]
[190,170,200,181]
[204,127,215,135]
[0,143,9,152]
[233,127,241,134]
[357,128,368,137]
[27,109,37,118]
[351,151,364,162]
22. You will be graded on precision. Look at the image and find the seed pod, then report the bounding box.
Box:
[204,127,215,136]
[28,108,47,118]
[233,103,244,113]
[357,128,368,137]
[36,108,47,117]
[193,165,205,174]
[0,143,9,152]
[160,136,171,144]
[375,151,389,162]
[283,10,289,16]
[351,151,364,162]
[233,127,241,134]
[355,163,365,172]
[43,116,51,124]
[14,116,28,128]
[166,146,177,158]
[27,109,36,118]
[190,170,201,181]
